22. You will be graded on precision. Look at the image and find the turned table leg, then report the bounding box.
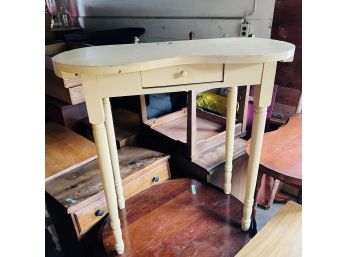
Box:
[251,170,264,220]
[224,86,238,194]
[241,106,268,230]
[92,123,124,254]
[241,62,277,231]
[103,98,126,209]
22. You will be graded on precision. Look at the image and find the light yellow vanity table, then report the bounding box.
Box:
[52,37,295,254]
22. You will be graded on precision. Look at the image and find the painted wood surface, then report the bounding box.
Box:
[52,37,294,253]
[141,63,223,88]
[53,38,294,76]
[241,62,277,231]
[224,86,238,194]
[101,179,250,257]
[235,201,301,257]
[45,122,97,180]
[103,98,125,209]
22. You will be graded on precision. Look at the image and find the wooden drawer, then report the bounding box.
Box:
[72,160,170,236]
[141,64,223,88]
[74,197,108,236]
[62,72,82,88]
[123,161,170,199]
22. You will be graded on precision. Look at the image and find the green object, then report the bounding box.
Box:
[196,92,239,116]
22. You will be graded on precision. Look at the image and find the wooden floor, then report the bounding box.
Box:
[100,179,250,257]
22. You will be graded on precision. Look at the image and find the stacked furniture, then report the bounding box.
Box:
[45,28,145,132]
[45,42,87,105]
[78,108,141,148]
[45,122,171,257]
[51,37,295,255]
[140,89,250,202]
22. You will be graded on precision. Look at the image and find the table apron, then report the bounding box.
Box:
[80,63,264,124]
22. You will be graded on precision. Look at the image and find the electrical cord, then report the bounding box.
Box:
[244,0,257,18]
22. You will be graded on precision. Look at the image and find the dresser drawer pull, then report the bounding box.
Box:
[95,209,105,217]
[179,70,188,77]
[152,176,160,183]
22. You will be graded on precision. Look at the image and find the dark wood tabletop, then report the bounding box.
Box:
[247,114,302,186]
[100,179,251,257]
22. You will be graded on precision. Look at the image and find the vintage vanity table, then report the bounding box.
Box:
[52,37,295,254]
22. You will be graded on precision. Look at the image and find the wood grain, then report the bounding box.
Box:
[45,146,170,213]
[139,95,148,123]
[187,90,197,160]
[247,115,302,186]
[45,122,97,180]
[152,114,224,144]
[45,96,88,133]
[145,107,188,127]
[46,69,85,105]
[101,179,250,257]
[74,197,108,235]
[122,161,170,200]
[235,201,301,257]
[197,107,227,125]
[79,108,141,148]
[194,138,246,174]
[207,153,248,203]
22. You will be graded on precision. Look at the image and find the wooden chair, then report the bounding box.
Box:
[248,114,302,217]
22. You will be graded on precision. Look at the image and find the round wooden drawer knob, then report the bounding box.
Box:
[180,70,188,77]
[152,176,160,183]
[95,209,105,216]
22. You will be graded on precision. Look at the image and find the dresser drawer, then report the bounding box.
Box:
[74,197,108,236]
[141,64,223,88]
[62,72,82,88]
[123,161,170,199]
[72,160,170,236]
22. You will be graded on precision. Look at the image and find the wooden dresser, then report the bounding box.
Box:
[46,146,170,237]
[45,123,171,257]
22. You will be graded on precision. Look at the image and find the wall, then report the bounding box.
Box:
[271,0,302,117]
[75,0,276,42]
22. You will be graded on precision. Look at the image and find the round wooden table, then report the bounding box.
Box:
[247,114,302,207]
[99,179,251,257]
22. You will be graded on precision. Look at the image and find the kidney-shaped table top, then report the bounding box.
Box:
[52,37,295,77]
